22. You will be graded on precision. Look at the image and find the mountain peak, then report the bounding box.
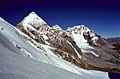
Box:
[18,12,47,31]
[52,24,62,30]
[23,11,47,24]
[29,11,37,15]
[28,11,41,19]
[67,25,90,33]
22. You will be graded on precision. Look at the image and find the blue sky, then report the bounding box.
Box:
[0,0,120,38]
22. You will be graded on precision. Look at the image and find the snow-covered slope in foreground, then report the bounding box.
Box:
[0,17,109,79]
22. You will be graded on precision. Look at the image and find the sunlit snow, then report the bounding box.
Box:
[0,16,109,79]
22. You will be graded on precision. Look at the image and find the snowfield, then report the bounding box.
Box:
[0,17,110,79]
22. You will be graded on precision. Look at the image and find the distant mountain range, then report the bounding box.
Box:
[0,12,120,79]
[107,37,120,43]
[106,37,120,55]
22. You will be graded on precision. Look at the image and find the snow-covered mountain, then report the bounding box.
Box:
[17,12,120,73]
[0,15,109,79]
[0,12,119,79]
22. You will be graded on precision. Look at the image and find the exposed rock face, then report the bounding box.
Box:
[17,12,120,73]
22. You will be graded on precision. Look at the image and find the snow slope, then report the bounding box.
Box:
[0,17,110,79]
[0,43,85,79]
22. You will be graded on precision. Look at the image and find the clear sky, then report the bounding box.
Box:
[0,0,120,38]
